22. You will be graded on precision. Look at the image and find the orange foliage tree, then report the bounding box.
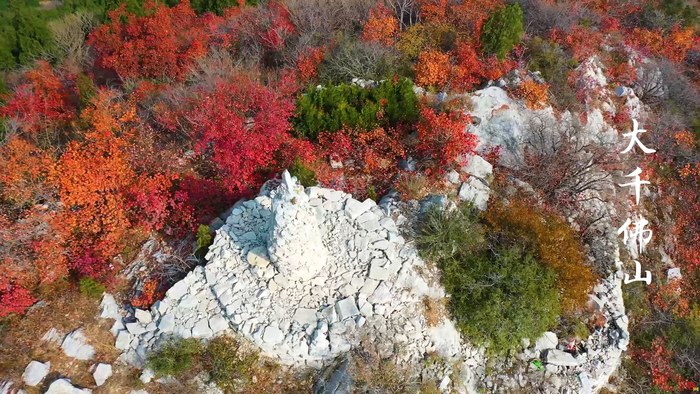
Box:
[362,4,399,46]
[417,0,449,23]
[0,139,52,207]
[517,79,549,109]
[631,26,694,63]
[415,50,451,88]
[297,47,325,83]
[550,26,604,62]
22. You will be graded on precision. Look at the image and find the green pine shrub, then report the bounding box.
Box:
[289,158,317,187]
[481,3,524,60]
[526,37,580,111]
[417,203,561,355]
[292,76,418,140]
[146,337,204,377]
[79,277,106,299]
[195,224,212,260]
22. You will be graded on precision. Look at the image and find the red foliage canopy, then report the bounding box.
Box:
[189,75,313,195]
[88,0,211,80]
[0,61,76,140]
[416,106,477,173]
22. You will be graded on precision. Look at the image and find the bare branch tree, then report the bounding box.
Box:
[47,12,99,69]
[515,114,615,208]
[385,0,419,30]
[634,62,665,106]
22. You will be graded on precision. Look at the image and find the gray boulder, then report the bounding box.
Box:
[315,357,354,394]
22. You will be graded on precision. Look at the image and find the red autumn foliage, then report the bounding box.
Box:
[70,249,111,280]
[631,26,694,63]
[415,106,476,173]
[601,17,621,33]
[417,0,449,23]
[125,173,182,233]
[257,2,295,50]
[450,41,515,92]
[0,284,35,318]
[88,0,210,80]
[608,61,637,85]
[450,0,502,33]
[221,2,294,53]
[131,277,164,308]
[0,61,76,140]
[319,127,406,197]
[632,337,691,391]
[652,129,700,273]
[550,26,604,62]
[189,76,311,195]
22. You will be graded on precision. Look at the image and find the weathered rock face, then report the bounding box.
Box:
[267,171,327,281]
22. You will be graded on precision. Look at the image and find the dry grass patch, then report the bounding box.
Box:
[422,296,447,327]
[0,285,123,391]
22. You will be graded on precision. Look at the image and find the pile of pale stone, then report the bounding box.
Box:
[100,167,630,394]
[111,171,482,392]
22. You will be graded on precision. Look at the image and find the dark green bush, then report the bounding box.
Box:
[147,338,204,377]
[289,158,317,187]
[663,0,699,27]
[79,277,106,299]
[367,185,378,202]
[292,76,418,140]
[195,224,212,260]
[417,204,561,355]
[481,3,524,60]
[76,73,96,109]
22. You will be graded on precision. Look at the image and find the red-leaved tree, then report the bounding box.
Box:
[188,75,313,195]
[0,61,76,143]
[88,0,210,80]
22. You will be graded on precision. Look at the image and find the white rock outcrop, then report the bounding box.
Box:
[114,171,481,393]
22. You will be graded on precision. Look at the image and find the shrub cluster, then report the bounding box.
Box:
[486,199,596,312]
[292,76,418,140]
[145,336,314,392]
[480,4,524,60]
[417,203,561,355]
